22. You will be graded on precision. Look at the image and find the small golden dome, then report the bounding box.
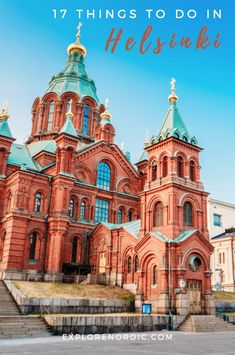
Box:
[0,107,9,120]
[67,23,87,57]
[168,78,178,104]
[100,99,112,120]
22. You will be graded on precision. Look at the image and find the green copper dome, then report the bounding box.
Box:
[45,51,99,103]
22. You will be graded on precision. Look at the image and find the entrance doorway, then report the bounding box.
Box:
[187,280,202,314]
[99,252,106,273]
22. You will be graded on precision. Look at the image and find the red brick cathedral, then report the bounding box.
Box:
[0,26,214,314]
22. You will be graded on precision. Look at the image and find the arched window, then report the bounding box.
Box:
[152,161,157,181]
[80,201,86,221]
[182,136,188,142]
[97,162,111,190]
[71,237,78,263]
[118,209,123,224]
[127,256,132,273]
[177,156,184,177]
[153,202,163,227]
[190,161,196,181]
[6,191,12,212]
[47,101,55,131]
[29,233,37,260]
[184,202,193,226]
[134,255,139,272]
[66,100,73,114]
[128,210,133,222]
[34,193,42,213]
[153,265,158,285]
[69,199,75,218]
[162,156,168,177]
[82,104,89,135]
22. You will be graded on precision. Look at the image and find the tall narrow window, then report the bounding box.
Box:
[162,156,168,177]
[190,161,196,181]
[82,104,89,135]
[71,237,78,263]
[184,202,193,226]
[97,162,111,190]
[152,161,157,181]
[80,201,86,221]
[153,202,163,227]
[153,265,158,285]
[47,101,55,131]
[69,199,75,218]
[66,100,72,114]
[0,232,6,262]
[34,193,42,213]
[29,233,37,260]
[177,156,184,177]
[118,209,123,224]
[127,256,132,273]
[95,199,109,223]
[7,192,12,212]
[128,210,133,222]
[134,256,139,272]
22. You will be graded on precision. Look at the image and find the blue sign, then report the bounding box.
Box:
[142,303,152,314]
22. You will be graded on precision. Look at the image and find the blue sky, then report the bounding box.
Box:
[0,0,234,203]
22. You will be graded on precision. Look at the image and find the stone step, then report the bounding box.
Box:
[0,333,52,339]
[177,315,235,332]
[0,318,46,323]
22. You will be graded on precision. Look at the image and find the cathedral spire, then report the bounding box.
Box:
[100,98,112,121]
[168,78,178,104]
[67,22,87,57]
[152,79,198,146]
[0,103,13,139]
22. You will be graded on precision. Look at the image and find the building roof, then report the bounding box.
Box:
[27,140,56,157]
[8,143,40,171]
[151,229,197,243]
[59,117,78,137]
[0,119,13,138]
[101,220,141,238]
[150,102,198,146]
[137,149,148,163]
[211,231,235,240]
[45,51,99,103]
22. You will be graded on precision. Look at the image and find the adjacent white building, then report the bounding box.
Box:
[208,198,235,291]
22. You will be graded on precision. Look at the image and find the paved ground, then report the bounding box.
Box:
[0,331,235,355]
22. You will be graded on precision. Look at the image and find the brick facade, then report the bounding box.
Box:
[0,28,214,314]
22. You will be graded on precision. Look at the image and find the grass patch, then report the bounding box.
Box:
[214,291,235,302]
[12,281,134,301]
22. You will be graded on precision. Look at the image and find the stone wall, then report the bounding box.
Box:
[4,280,133,315]
[216,301,235,313]
[44,314,185,334]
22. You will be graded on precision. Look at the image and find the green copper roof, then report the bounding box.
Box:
[45,51,99,103]
[0,119,13,138]
[151,103,198,146]
[8,144,40,171]
[59,117,78,137]
[27,140,56,157]
[102,220,141,238]
[137,149,148,163]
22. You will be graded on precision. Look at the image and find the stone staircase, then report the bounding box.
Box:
[0,281,52,338]
[177,315,235,332]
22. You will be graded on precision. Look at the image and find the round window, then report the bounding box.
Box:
[189,256,202,272]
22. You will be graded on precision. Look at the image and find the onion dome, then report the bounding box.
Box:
[45,24,99,103]
[100,99,112,124]
[67,23,87,57]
